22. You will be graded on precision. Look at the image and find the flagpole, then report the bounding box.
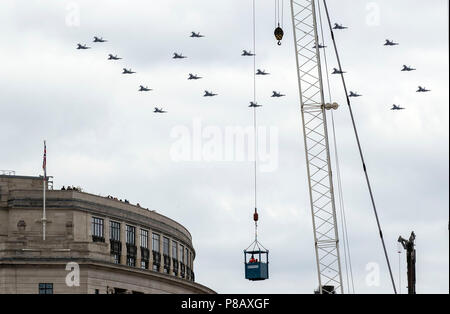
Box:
[42,140,47,241]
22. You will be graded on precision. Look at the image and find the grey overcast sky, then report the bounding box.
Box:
[0,0,448,294]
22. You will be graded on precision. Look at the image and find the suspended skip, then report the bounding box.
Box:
[244,209,269,281]
[274,0,284,45]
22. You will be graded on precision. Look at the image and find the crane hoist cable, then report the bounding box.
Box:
[244,2,269,279]
[322,0,397,294]
[317,0,355,294]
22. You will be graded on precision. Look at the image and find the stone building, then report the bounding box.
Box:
[0,174,215,294]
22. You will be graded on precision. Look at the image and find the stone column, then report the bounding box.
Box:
[149,230,153,269]
[159,235,164,274]
[120,223,127,265]
[136,228,141,268]
[169,238,173,275]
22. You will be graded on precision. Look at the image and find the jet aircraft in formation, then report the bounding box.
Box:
[190,32,205,38]
[401,65,416,72]
[332,68,345,74]
[139,86,152,92]
[188,74,202,80]
[417,86,431,93]
[256,69,270,75]
[93,36,107,43]
[271,91,285,98]
[348,91,362,97]
[384,39,399,46]
[77,44,90,50]
[391,105,405,111]
[242,50,255,56]
[204,91,218,97]
[154,107,167,113]
[333,23,348,30]
[108,54,122,60]
[173,53,187,59]
[122,68,136,74]
[249,102,262,108]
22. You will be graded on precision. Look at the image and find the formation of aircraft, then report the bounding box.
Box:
[256,69,270,75]
[122,68,136,74]
[93,36,107,43]
[139,86,152,92]
[242,50,255,56]
[154,107,167,113]
[77,44,90,50]
[173,53,187,59]
[402,65,416,72]
[391,105,405,111]
[333,23,348,30]
[328,21,432,114]
[108,54,122,60]
[348,91,362,97]
[190,32,205,38]
[417,86,431,93]
[188,74,202,80]
[384,39,399,46]
[204,90,218,97]
[271,91,285,98]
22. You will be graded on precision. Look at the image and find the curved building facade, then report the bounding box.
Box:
[0,175,214,294]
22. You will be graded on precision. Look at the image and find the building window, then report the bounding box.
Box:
[95,289,100,294]
[39,283,53,294]
[110,221,121,241]
[185,248,189,265]
[163,237,169,256]
[91,217,104,242]
[110,221,121,264]
[126,225,136,245]
[141,229,149,249]
[127,256,136,267]
[152,233,160,252]
[180,244,184,263]
[172,241,178,260]
[141,260,149,269]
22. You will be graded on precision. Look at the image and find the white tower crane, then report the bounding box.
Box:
[289,0,343,294]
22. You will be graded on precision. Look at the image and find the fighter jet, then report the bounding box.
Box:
[391,105,405,111]
[332,68,345,74]
[256,69,270,75]
[173,53,187,59]
[384,39,399,46]
[139,85,152,92]
[401,65,416,72]
[417,86,431,93]
[93,36,107,43]
[271,91,286,98]
[313,44,327,49]
[249,102,262,108]
[204,90,218,97]
[108,54,122,60]
[242,50,255,56]
[348,91,362,97]
[190,32,205,38]
[188,73,202,80]
[154,107,167,113]
[122,68,136,74]
[77,44,90,50]
[333,23,348,30]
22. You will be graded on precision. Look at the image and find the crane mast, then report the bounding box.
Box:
[290,0,343,294]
